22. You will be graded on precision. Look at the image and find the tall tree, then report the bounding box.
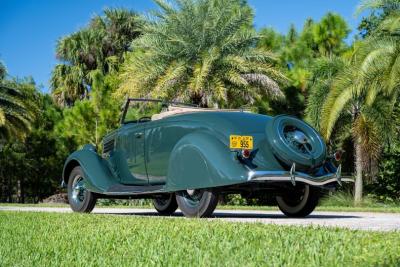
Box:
[312,13,349,57]
[257,14,349,117]
[307,29,400,202]
[118,0,286,108]
[55,71,120,149]
[50,8,141,105]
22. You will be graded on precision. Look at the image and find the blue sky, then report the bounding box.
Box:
[0,0,361,92]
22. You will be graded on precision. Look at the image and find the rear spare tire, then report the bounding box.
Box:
[266,115,326,171]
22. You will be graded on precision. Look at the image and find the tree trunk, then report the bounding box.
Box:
[17,179,22,203]
[354,139,363,204]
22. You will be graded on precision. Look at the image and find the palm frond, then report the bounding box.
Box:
[320,83,354,140]
[241,73,283,99]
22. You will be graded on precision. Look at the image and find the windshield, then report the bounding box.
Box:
[122,100,164,124]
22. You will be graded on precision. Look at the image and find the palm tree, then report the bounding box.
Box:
[307,38,399,203]
[118,0,286,107]
[51,8,141,106]
[312,13,349,57]
[306,2,400,203]
[0,82,37,141]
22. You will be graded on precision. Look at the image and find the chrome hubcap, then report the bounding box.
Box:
[183,189,204,207]
[71,175,85,205]
[283,126,313,155]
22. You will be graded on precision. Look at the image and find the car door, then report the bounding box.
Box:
[145,119,191,185]
[115,122,148,185]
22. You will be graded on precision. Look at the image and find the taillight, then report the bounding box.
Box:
[333,151,342,161]
[242,149,251,158]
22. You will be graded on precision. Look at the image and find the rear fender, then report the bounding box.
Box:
[63,145,116,193]
[165,132,248,191]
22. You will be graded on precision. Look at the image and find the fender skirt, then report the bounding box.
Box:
[165,132,248,191]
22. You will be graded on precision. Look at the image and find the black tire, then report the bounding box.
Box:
[266,115,327,171]
[67,166,96,213]
[176,189,218,218]
[153,194,178,215]
[276,184,319,217]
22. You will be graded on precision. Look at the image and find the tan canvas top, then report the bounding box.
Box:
[151,105,248,120]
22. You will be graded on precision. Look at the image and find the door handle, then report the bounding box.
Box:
[135,132,143,138]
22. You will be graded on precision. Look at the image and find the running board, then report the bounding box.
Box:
[104,184,165,196]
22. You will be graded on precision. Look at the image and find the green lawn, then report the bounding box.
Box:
[0,211,399,266]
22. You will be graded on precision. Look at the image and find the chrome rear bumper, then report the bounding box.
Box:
[248,164,353,186]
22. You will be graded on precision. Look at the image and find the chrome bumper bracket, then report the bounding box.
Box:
[290,163,296,186]
[336,164,342,186]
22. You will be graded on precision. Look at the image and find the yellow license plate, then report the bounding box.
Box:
[230,135,253,149]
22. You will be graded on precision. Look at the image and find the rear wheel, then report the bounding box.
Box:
[153,194,178,215]
[67,166,96,213]
[176,189,218,218]
[276,184,319,217]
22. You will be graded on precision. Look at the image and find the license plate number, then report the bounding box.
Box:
[230,135,253,149]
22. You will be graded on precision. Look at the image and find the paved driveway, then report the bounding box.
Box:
[1,206,400,231]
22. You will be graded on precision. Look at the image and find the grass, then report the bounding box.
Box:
[0,211,399,266]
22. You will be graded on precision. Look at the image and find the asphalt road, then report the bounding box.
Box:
[1,206,400,231]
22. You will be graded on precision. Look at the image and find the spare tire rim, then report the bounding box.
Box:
[282,125,314,156]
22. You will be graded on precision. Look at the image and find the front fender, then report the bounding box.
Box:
[165,132,248,191]
[63,145,116,193]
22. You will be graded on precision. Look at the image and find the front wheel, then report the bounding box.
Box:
[153,194,178,215]
[67,166,96,213]
[176,189,218,218]
[276,184,319,217]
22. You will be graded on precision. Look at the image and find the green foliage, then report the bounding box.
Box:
[3,1,400,205]
[257,27,284,51]
[119,0,286,107]
[312,13,349,57]
[306,56,347,131]
[55,71,120,149]
[0,94,70,203]
[357,0,400,37]
[51,8,141,105]
[0,61,5,80]
[257,13,349,117]
[368,150,400,201]
[366,114,400,201]
[0,77,38,141]
[319,191,393,207]
[2,211,400,266]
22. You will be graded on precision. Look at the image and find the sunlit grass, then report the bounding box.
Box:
[0,211,400,266]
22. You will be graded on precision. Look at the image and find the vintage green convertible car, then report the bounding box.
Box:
[63,99,353,217]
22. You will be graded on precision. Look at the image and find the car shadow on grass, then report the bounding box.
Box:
[99,211,360,219]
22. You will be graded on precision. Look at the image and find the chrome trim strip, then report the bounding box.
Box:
[248,170,354,186]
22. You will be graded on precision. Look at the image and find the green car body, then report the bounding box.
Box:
[63,99,353,217]
[63,110,351,193]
